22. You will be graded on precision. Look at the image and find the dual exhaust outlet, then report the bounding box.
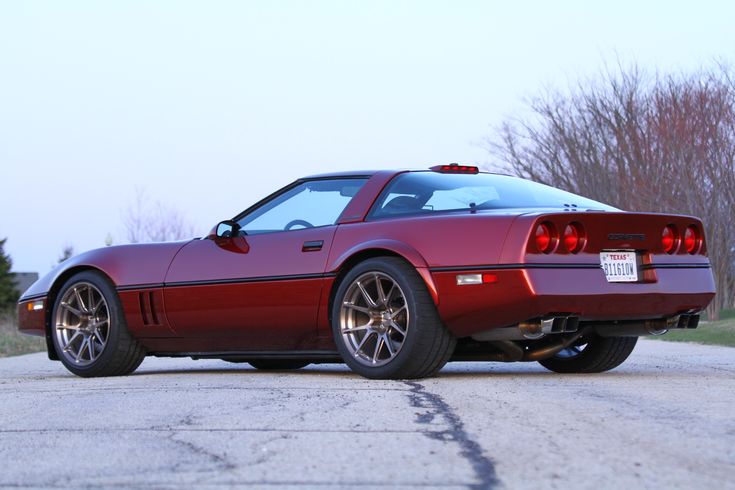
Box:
[472,315,580,342]
[594,314,700,337]
[472,313,700,342]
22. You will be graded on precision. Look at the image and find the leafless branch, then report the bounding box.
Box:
[488,63,735,318]
[122,188,195,244]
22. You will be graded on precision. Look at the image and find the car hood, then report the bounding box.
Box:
[20,240,193,301]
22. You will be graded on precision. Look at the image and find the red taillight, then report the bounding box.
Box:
[535,222,556,254]
[563,223,584,253]
[661,225,677,254]
[684,226,700,254]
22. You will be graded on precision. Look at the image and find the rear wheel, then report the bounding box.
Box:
[332,257,456,379]
[538,335,638,373]
[51,271,146,377]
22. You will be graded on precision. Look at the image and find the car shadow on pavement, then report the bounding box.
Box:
[118,362,661,380]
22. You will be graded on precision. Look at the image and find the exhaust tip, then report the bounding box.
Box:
[519,321,546,340]
[519,316,579,339]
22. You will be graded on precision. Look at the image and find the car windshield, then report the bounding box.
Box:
[369,171,616,218]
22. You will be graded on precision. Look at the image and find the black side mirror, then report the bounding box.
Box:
[215,220,243,238]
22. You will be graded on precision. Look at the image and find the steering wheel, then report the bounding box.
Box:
[284,219,315,230]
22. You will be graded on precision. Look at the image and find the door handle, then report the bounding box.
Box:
[302,240,324,252]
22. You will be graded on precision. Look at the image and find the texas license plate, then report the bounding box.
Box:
[600,251,638,282]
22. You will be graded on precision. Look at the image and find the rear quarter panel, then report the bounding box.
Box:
[328,212,520,270]
[329,209,714,338]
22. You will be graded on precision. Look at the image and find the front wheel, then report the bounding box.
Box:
[332,257,456,379]
[538,335,638,373]
[51,271,146,377]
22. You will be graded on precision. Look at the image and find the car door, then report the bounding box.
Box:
[163,177,368,351]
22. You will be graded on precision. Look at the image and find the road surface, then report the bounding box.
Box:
[1,339,733,489]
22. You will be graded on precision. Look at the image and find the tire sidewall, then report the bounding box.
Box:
[331,257,435,378]
[51,271,125,376]
[539,335,638,373]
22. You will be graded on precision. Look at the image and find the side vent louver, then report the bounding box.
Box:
[138,292,160,326]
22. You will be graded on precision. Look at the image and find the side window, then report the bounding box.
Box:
[238,179,367,234]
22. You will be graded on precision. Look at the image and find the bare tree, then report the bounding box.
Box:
[489,63,735,319]
[58,245,74,264]
[122,188,195,244]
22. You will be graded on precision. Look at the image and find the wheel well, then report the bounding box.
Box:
[44,266,113,360]
[327,249,407,325]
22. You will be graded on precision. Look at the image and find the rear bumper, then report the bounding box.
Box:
[432,266,716,337]
[17,297,48,337]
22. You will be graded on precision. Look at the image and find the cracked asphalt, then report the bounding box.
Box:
[1,339,734,489]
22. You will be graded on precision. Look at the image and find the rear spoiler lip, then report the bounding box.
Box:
[518,210,703,222]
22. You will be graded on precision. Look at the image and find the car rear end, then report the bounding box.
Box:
[433,211,716,338]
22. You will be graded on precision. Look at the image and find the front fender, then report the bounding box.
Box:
[20,241,192,300]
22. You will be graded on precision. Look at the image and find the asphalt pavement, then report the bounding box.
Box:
[1,339,734,489]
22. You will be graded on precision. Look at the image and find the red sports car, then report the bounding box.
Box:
[18,165,715,379]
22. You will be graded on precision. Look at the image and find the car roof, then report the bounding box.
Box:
[301,170,381,179]
[301,168,513,180]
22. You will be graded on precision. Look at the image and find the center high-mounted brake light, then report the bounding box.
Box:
[430,163,479,174]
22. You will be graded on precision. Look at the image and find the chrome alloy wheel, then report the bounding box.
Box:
[339,271,409,367]
[54,282,110,366]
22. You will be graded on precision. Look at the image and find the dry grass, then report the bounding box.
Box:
[653,315,735,348]
[0,312,46,357]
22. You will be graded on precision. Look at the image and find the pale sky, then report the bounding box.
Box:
[1,0,733,275]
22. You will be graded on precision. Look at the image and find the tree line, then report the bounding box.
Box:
[0,239,19,311]
[490,63,734,319]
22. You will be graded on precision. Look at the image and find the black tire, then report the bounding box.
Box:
[248,360,310,370]
[51,271,146,377]
[331,257,456,379]
[538,335,638,373]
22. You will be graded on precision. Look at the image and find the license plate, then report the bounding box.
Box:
[600,251,638,282]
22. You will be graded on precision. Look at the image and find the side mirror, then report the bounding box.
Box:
[214,220,242,238]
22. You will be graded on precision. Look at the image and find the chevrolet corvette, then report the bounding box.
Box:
[18,165,715,379]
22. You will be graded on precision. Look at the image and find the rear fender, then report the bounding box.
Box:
[327,239,438,304]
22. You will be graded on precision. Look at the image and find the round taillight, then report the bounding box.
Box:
[661,225,677,254]
[535,222,556,254]
[684,226,699,254]
[563,223,584,253]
